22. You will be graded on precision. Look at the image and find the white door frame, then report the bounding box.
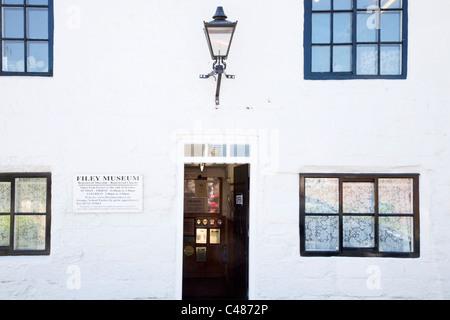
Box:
[175,134,258,300]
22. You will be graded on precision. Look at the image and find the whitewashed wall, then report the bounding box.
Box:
[0,0,449,299]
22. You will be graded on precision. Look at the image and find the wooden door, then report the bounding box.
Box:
[233,164,250,300]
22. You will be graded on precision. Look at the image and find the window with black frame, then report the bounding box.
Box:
[299,174,419,257]
[0,173,51,256]
[1,0,53,76]
[304,0,407,79]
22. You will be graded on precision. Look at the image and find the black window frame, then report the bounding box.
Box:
[299,173,420,258]
[0,0,54,76]
[304,0,408,80]
[0,172,51,256]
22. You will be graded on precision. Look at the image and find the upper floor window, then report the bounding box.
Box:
[300,174,419,258]
[304,0,407,79]
[1,0,53,76]
[0,173,51,256]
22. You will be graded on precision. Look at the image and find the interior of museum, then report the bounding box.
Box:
[182,163,249,300]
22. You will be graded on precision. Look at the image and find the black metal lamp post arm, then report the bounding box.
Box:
[200,57,235,106]
[215,72,223,106]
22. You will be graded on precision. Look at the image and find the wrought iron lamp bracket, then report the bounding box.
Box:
[200,57,235,106]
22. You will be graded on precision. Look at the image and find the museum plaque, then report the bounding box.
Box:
[184,246,194,257]
[73,174,143,213]
[196,247,207,262]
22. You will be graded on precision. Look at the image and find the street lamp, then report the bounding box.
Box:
[200,7,238,107]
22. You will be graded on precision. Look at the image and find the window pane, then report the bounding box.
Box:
[312,0,331,11]
[343,216,375,248]
[378,178,413,214]
[343,182,375,214]
[333,13,352,43]
[27,8,48,39]
[334,0,352,10]
[3,0,24,4]
[2,7,24,38]
[0,182,11,213]
[27,41,49,72]
[14,215,46,250]
[357,12,379,42]
[380,44,401,75]
[381,0,402,9]
[0,216,10,247]
[380,11,402,42]
[311,45,331,72]
[333,45,352,72]
[312,13,331,44]
[26,0,49,5]
[357,44,378,75]
[305,178,339,213]
[379,216,413,252]
[230,144,250,157]
[2,41,25,72]
[357,0,379,9]
[207,144,226,157]
[184,144,204,157]
[305,216,339,251]
[15,178,47,213]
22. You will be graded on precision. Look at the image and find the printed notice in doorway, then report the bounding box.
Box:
[73,174,143,213]
[236,194,243,205]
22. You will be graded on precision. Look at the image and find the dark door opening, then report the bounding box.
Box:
[182,164,250,300]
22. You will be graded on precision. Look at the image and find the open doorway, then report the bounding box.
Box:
[182,163,249,300]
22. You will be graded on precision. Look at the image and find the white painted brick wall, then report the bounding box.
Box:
[0,0,449,299]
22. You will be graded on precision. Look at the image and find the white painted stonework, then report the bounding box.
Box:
[0,0,449,299]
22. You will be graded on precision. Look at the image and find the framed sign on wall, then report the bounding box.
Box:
[73,174,143,213]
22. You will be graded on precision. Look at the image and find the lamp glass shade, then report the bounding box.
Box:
[205,25,236,59]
